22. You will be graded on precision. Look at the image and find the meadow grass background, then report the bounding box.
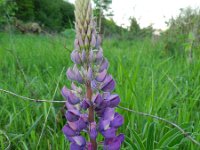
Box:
[0,32,200,149]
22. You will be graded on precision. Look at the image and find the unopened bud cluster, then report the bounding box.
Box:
[61,0,124,149]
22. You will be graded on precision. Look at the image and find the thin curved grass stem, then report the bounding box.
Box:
[0,88,66,103]
[118,105,200,147]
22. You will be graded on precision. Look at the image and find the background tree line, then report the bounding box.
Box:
[0,0,75,31]
[0,0,154,38]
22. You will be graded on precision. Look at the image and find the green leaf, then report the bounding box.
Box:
[124,136,137,149]
[130,129,146,150]
[25,115,43,136]
[146,122,155,150]
[157,128,180,148]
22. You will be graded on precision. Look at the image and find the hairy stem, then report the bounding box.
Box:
[86,82,97,150]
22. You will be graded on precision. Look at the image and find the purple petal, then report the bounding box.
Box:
[101,75,115,92]
[92,93,103,106]
[104,137,121,150]
[87,67,93,81]
[107,94,120,108]
[99,58,109,72]
[103,108,115,120]
[66,109,80,122]
[62,86,80,105]
[89,122,98,140]
[87,142,93,150]
[80,98,90,110]
[67,68,75,81]
[77,119,88,131]
[68,92,80,105]
[81,50,86,62]
[102,92,111,99]
[96,35,101,48]
[104,134,124,150]
[110,113,124,128]
[98,99,109,109]
[95,108,106,117]
[68,121,78,131]
[78,34,84,48]
[71,50,81,64]
[70,143,85,150]
[74,39,80,50]
[90,35,96,47]
[62,124,77,137]
[68,118,87,131]
[75,73,84,83]
[91,80,97,89]
[96,69,107,82]
[72,136,86,146]
[73,65,84,83]
[65,101,76,110]
[80,114,88,122]
[101,128,116,138]
[96,49,103,63]
[61,86,70,98]
[89,50,94,62]
[71,82,82,94]
[117,134,125,143]
[71,82,77,91]
[99,119,110,131]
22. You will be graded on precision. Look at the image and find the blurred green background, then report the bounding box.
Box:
[1,0,200,149]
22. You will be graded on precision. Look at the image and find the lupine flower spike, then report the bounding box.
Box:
[62,0,124,149]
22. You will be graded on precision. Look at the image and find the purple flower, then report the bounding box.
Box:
[71,82,82,94]
[104,134,125,150]
[101,128,116,138]
[87,67,93,81]
[67,66,83,84]
[101,75,115,92]
[90,35,96,48]
[62,124,77,137]
[99,58,109,72]
[74,39,80,50]
[103,108,115,120]
[110,113,124,128]
[89,122,98,140]
[71,136,86,147]
[92,93,103,107]
[81,50,86,62]
[89,50,94,62]
[66,109,80,122]
[96,69,107,82]
[62,86,80,105]
[96,35,101,48]
[99,119,110,131]
[91,80,97,89]
[67,68,76,81]
[62,0,124,149]
[87,142,93,150]
[73,65,84,83]
[68,118,87,132]
[70,143,85,150]
[95,108,106,117]
[80,98,90,110]
[106,94,120,108]
[65,101,76,110]
[71,50,81,64]
[96,49,103,63]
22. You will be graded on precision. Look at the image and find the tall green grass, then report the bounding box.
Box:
[0,32,200,149]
